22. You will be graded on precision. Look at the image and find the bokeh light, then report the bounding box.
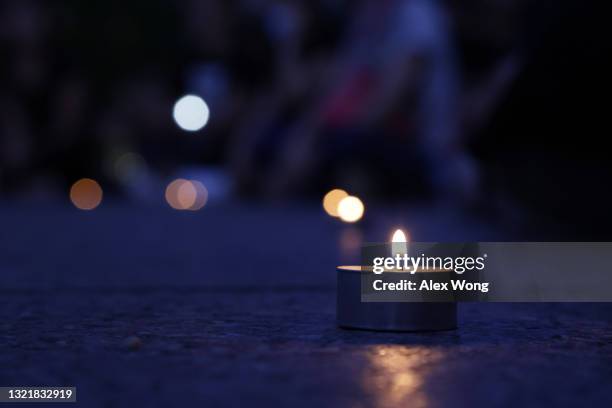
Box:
[113,152,146,181]
[70,178,103,210]
[172,94,210,132]
[189,180,209,211]
[323,188,348,217]
[165,179,188,210]
[177,180,198,209]
[337,196,364,223]
[165,178,208,211]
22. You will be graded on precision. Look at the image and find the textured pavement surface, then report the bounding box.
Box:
[1,204,611,407]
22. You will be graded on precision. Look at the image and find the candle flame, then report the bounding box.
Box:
[391,229,408,256]
[392,229,407,243]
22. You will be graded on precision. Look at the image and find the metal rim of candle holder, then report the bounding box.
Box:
[336,266,458,332]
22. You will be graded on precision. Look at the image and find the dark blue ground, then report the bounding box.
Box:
[1,204,611,407]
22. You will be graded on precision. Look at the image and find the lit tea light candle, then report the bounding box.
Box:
[391,228,408,257]
[336,229,457,332]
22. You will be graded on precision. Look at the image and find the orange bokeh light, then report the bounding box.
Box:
[166,179,188,210]
[165,179,208,211]
[70,178,103,210]
[323,188,348,217]
[177,180,198,209]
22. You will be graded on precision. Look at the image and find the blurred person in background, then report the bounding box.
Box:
[0,0,48,197]
[228,0,345,197]
[230,0,478,206]
[1,0,609,239]
[0,0,181,199]
[466,0,612,238]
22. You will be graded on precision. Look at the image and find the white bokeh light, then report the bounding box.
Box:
[337,196,364,223]
[172,95,210,132]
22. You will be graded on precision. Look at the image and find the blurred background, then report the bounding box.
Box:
[0,0,610,239]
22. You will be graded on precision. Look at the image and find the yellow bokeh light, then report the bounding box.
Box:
[70,178,103,210]
[337,195,364,223]
[323,188,348,217]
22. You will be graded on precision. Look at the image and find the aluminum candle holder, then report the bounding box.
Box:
[336,266,457,332]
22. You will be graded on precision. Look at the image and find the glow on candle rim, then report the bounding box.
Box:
[337,265,453,273]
